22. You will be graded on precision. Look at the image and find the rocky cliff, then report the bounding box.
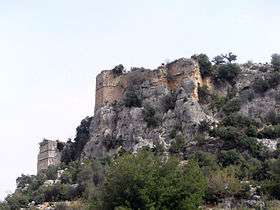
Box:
[82,56,280,161]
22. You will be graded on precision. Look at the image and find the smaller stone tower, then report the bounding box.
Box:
[37,139,62,173]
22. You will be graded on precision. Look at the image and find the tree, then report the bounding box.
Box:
[102,151,206,210]
[215,63,241,83]
[112,64,125,76]
[222,52,237,63]
[271,53,280,71]
[191,54,212,77]
[212,55,225,65]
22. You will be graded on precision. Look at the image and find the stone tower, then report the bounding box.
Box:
[37,139,62,173]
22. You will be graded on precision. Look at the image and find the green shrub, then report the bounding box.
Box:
[191,54,212,77]
[169,134,185,154]
[221,113,259,129]
[245,125,258,137]
[206,166,242,201]
[253,77,270,93]
[198,85,211,104]
[218,149,242,167]
[102,151,207,210]
[258,125,280,139]
[266,110,280,125]
[191,151,219,175]
[5,192,30,210]
[112,64,125,76]
[210,92,226,111]
[215,63,241,83]
[253,73,280,94]
[143,104,159,128]
[123,89,142,107]
[162,92,177,112]
[193,134,207,146]
[222,98,241,114]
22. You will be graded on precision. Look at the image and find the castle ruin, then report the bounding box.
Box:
[37,58,205,172]
[95,58,203,111]
[37,139,62,173]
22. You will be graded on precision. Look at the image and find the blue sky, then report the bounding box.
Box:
[0,0,280,200]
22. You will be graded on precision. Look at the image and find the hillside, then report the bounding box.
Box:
[1,53,280,210]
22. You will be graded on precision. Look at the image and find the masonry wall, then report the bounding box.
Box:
[37,139,61,173]
[94,58,202,111]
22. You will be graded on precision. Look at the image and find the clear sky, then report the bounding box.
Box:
[0,0,280,200]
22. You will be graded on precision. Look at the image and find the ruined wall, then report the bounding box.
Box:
[37,139,61,173]
[94,58,202,111]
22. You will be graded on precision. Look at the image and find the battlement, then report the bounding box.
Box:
[94,58,202,111]
[37,139,62,173]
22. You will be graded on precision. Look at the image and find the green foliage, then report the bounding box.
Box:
[191,54,212,77]
[143,104,159,128]
[262,158,280,199]
[112,64,125,76]
[218,149,242,167]
[258,125,280,139]
[162,92,177,112]
[222,52,237,63]
[214,63,241,83]
[102,151,207,210]
[169,134,185,154]
[245,125,258,137]
[191,151,219,175]
[222,98,241,114]
[266,110,280,125]
[253,73,280,94]
[61,117,93,164]
[206,166,242,201]
[16,174,33,189]
[198,85,211,104]
[123,88,142,108]
[45,165,59,180]
[271,53,280,71]
[210,92,226,111]
[211,126,262,157]
[5,191,29,210]
[221,113,259,129]
[253,77,270,93]
[212,55,225,65]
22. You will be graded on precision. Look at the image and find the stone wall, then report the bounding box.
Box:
[37,139,61,173]
[94,58,202,111]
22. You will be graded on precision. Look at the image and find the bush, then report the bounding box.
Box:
[5,192,30,210]
[210,92,226,111]
[191,151,219,175]
[102,151,207,210]
[61,117,93,164]
[253,73,280,94]
[123,88,142,107]
[169,134,185,153]
[206,166,242,201]
[112,64,125,76]
[266,110,280,125]
[221,113,259,129]
[253,77,270,93]
[271,53,280,71]
[162,92,177,112]
[222,98,241,114]
[191,54,212,77]
[215,63,241,83]
[218,149,242,167]
[143,104,159,128]
[198,85,211,104]
[258,125,280,139]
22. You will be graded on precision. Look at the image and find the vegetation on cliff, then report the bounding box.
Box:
[2,53,280,209]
